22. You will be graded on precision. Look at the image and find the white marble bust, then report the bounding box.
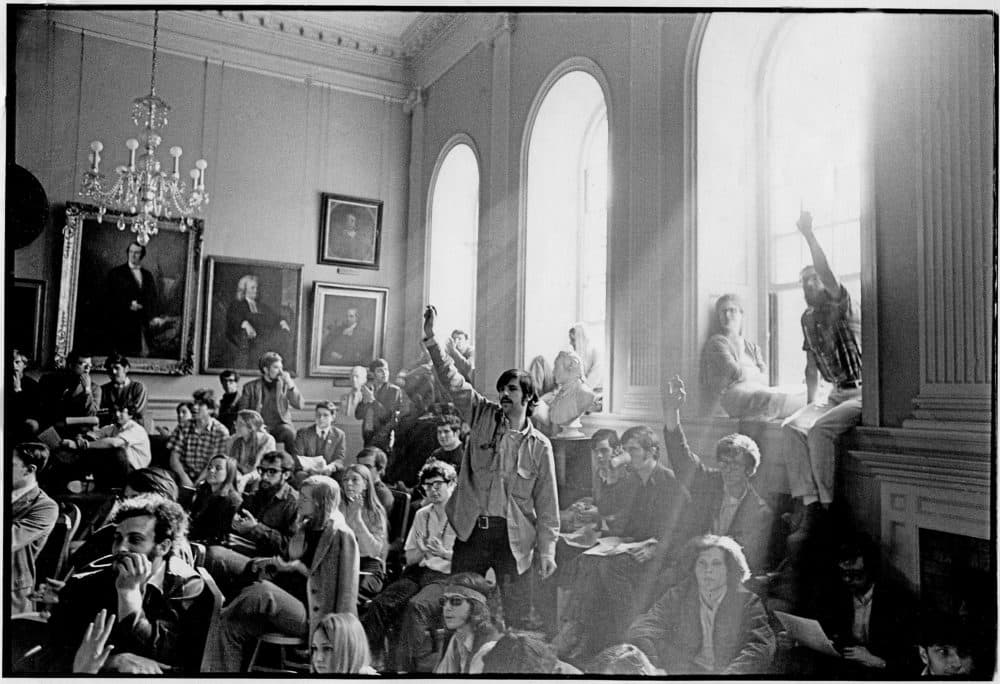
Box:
[536,351,597,438]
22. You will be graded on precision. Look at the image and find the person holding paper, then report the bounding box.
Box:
[627,534,775,675]
[552,425,695,659]
[781,533,917,676]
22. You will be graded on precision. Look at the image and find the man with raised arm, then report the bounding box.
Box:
[663,375,775,575]
[781,210,863,541]
[421,305,559,628]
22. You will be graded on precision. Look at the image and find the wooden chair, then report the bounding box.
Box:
[247,633,310,673]
[385,488,412,583]
[196,567,225,672]
[34,502,81,587]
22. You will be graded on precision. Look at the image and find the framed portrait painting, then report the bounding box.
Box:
[11,278,45,362]
[202,256,303,375]
[318,192,383,269]
[309,283,387,377]
[55,203,203,374]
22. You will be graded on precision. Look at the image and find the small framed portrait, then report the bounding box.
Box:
[318,192,383,270]
[309,282,388,377]
[11,278,46,362]
[55,203,203,374]
[202,256,303,375]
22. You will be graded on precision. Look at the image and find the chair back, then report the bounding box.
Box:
[189,541,207,568]
[35,502,81,583]
[387,489,412,546]
[196,566,226,672]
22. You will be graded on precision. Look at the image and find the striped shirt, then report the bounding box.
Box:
[801,285,862,386]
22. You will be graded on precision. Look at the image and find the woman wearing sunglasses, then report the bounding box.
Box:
[188,454,242,545]
[434,572,504,675]
[227,409,276,492]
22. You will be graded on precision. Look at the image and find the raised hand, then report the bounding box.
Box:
[796,209,814,236]
[73,608,116,673]
[665,375,687,411]
[423,305,437,340]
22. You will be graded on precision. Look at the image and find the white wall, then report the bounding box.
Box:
[12,11,411,426]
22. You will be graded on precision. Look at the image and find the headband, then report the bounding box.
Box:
[442,585,488,605]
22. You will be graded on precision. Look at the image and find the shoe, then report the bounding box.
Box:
[550,619,582,658]
[786,502,824,552]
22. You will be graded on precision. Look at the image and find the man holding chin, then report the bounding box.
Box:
[421,305,559,629]
[43,494,208,674]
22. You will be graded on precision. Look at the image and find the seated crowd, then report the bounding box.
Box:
[6,294,988,677]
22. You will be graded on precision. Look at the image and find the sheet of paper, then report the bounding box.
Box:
[582,536,649,556]
[773,611,841,657]
[559,526,599,549]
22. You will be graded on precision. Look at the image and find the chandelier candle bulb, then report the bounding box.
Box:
[78,10,208,245]
[170,146,182,177]
[89,141,103,172]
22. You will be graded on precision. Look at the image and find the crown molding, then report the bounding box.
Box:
[411,13,510,90]
[36,9,410,102]
[401,12,462,58]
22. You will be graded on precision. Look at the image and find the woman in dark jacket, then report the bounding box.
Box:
[627,534,776,675]
[187,455,242,544]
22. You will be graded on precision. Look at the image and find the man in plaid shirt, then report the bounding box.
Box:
[780,210,862,544]
[168,388,230,487]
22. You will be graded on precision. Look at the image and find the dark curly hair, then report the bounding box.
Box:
[110,493,189,545]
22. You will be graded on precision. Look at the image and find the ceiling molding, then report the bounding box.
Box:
[37,9,410,102]
[209,9,409,64]
[400,12,462,57]
[411,13,506,90]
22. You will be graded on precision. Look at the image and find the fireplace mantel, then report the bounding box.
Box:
[848,426,992,591]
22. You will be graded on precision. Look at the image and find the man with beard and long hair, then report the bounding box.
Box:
[780,210,863,544]
[421,305,559,629]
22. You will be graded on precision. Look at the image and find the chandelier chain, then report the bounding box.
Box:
[150,11,159,95]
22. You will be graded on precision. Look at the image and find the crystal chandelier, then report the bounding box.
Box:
[79,11,208,245]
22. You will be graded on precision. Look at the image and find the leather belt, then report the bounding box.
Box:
[837,379,862,390]
[477,515,506,530]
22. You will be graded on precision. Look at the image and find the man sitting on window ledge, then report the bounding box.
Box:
[780,210,863,545]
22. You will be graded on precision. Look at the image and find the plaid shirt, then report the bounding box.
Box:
[801,285,862,386]
[170,418,230,478]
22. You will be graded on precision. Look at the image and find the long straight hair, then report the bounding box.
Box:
[311,612,371,673]
[300,475,342,531]
[341,464,387,539]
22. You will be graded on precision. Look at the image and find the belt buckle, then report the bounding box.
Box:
[478,516,490,530]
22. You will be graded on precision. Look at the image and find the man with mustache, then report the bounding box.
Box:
[421,305,559,629]
[43,494,208,674]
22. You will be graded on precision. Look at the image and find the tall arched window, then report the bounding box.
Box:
[697,14,870,391]
[523,69,609,384]
[427,140,480,341]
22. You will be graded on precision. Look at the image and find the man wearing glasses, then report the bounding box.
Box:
[362,459,458,671]
[205,451,299,595]
[662,375,775,575]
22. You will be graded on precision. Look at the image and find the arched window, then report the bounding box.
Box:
[697,14,870,391]
[523,69,609,387]
[426,140,480,342]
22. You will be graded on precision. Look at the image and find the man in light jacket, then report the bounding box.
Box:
[421,305,559,628]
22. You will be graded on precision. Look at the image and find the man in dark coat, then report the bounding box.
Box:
[662,375,776,575]
[106,242,158,357]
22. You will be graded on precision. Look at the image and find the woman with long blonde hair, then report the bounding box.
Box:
[311,612,377,674]
[203,475,360,672]
[340,463,389,602]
